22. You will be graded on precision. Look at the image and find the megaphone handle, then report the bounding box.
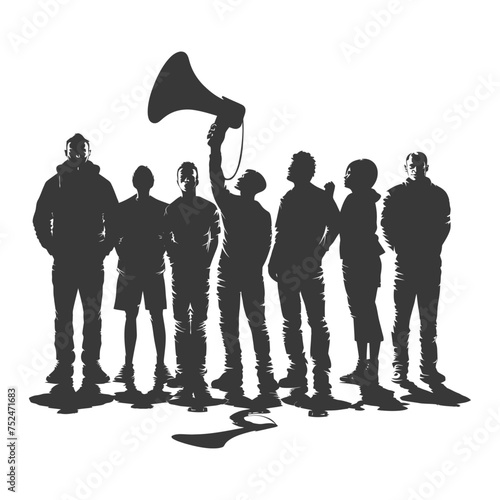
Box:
[223,120,245,181]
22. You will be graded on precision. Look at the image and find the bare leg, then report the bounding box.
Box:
[150,309,166,364]
[124,307,139,365]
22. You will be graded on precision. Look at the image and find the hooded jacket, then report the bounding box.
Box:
[340,188,385,261]
[33,160,118,259]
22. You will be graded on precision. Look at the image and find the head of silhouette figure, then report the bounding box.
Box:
[132,166,154,197]
[177,162,199,195]
[405,152,428,182]
[287,151,316,184]
[344,159,378,191]
[235,169,266,198]
[65,133,90,168]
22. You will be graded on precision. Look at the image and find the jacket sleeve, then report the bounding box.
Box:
[381,189,398,251]
[163,205,177,259]
[206,205,220,265]
[320,194,340,255]
[33,180,54,254]
[102,181,119,256]
[269,197,285,270]
[257,211,272,269]
[105,203,120,258]
[436,189,451,246]
[209,144,228,209]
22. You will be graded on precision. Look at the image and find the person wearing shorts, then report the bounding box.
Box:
[112,166,172,385]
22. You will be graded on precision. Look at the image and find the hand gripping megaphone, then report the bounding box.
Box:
[148,52,246,178]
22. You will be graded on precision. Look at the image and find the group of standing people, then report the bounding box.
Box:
[33,123,451,409]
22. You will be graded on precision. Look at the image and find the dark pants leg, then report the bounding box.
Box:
[416,260,444,383]
[343,258,383,343]
[171,267,191,378]
[301,268,331,394]
[172,265,210,386]
[241,275,278,393]
[218,269,243,389]
[79,263,105,364]
[52,262,78,364]
[278,279,308,384]
[190,269,210,381]
[391,266,417,381]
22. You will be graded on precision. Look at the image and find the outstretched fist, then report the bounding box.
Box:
[324,181,335,197]
[207,122,229,149]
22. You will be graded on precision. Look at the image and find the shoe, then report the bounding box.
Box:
[225,389,252,408]
[46,361,73,384]
[278,370,307,389]
[281,387,309,406]
[211,370,241,391]
[420,367,446,387]
[309,392,351,411]
[83,361,110,383]
[166,371,184,388]
[169,387,194,406]
[252,391,282,410]
[340,360,368,386]
[257,372,280,393]
[192,385,221,406]
[49,381,74,395]
[154,363,174,385]
[114,364,134,383]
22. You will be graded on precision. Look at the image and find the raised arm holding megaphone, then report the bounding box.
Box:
[148,51,245,179]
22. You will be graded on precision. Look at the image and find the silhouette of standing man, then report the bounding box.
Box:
[164,162,220,403]
[268,152,340,404]
[112,166,171,386]
[33,133,118,384]
[207,123,279,407]
[381,152,451,388]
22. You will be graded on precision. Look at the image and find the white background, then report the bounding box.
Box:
[2,1,500,499]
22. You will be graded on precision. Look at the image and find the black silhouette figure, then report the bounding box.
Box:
[172,410,277,448]
[164,162,222,408]
[111,166,171,386]
[381,152,451,388]
[207,123,280,409]
[33,134,118,384]
[268,152,340,408]
[337,159,385,386]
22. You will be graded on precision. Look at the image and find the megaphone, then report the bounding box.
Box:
[148,52,245,129]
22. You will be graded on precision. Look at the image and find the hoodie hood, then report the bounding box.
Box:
[56,159,100,175]
[56,160,100,187]
[370,188,381,202]
[351,187,381,202]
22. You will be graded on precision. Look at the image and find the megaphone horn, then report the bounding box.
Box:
[148,52,245,129]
